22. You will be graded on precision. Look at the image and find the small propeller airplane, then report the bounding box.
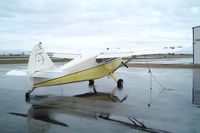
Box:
[7,42,184,99]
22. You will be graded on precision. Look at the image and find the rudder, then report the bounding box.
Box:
[27,42,54,76]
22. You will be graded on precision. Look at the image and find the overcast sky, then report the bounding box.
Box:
[0,0,200,51]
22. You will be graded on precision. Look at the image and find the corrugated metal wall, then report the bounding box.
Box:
[193,26,200,64]
[192,26,200,104]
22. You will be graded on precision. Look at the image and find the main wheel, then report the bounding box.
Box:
[88,80,94,86]
[117,79,123,88]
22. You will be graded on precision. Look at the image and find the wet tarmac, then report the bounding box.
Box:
[0,64,200,133]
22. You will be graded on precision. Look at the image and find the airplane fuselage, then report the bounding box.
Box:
[33,55,122,88]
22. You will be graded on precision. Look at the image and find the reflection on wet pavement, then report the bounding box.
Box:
[10,93,170,133]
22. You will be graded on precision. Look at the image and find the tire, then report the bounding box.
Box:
[88,80,94,86]
[117,79,123,88]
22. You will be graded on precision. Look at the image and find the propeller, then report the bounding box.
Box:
[121,62,128,68]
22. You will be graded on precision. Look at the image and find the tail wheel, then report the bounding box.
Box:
[117,79,123,88]
[25,92,30,102]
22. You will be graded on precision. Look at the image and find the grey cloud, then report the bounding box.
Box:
[0,0,200,50]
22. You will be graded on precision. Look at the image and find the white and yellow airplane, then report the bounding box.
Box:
[7,42,184,98]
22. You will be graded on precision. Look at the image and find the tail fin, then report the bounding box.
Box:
[27,42,54,76]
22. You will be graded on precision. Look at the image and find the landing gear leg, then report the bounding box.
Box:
[88,80,97,93]
[109,73,124,89]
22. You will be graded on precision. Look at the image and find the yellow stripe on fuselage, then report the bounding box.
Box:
[33,58,122,88]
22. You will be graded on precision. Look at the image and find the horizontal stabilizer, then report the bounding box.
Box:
[7,68,65,79]
[6,69,27,76]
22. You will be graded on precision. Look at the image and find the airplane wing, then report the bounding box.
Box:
[6,69,27,76]
[96,46,184,59]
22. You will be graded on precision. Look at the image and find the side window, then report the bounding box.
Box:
[96,58,115,63]
[96,58,103,63]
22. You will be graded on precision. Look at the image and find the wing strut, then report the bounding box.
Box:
[109,73,118,83]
